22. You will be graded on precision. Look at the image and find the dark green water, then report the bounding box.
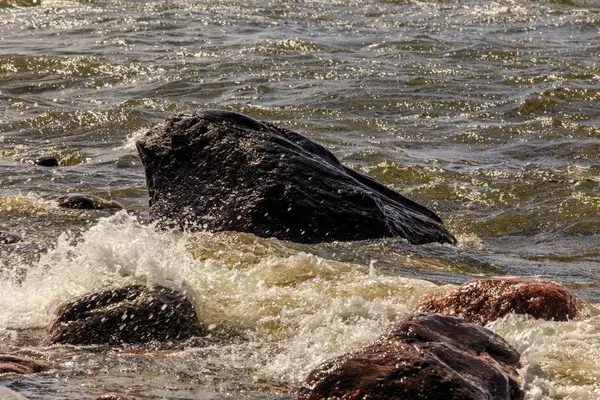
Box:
[1,0,599,399]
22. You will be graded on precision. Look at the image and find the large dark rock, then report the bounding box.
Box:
[298,314,523,400]
[418,278,580,325]
[136,110,456,245]
[48,285,203,345]
[0,354,50,374]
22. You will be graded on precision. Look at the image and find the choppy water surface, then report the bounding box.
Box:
[0,0,599,398]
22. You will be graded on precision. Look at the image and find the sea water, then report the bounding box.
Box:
[1,0,599,398]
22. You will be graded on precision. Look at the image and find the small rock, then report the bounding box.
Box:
[58,194,123,210]
[34,155,59,167]
[298,314,523,400]
[418,278,580,324]
[95,394,137,400]
[48,284,204,345]
[0,353,50,374]
[0,232,21,245]
[115,154,141,169]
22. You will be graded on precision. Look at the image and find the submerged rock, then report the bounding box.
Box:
[298,313,523,400]
[58,194,123,210]
[136,109,456,245]
[418,278,580,324]
[116,154,141,169]
[48,284,203,345]
[95,394,137,400]
[34,155,59,167]
[0,354,50,374]
[0,232,21,244]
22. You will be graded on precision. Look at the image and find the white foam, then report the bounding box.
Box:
[0,212,434,379]
[3,213,600,397]
[489,313,600,399]
[0,211,193,328]
[113,127,148,154]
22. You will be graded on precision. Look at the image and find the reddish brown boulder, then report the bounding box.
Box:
[0,354,49,374]
[48,284,204,345]
[418,278,580,324]
[298,314,523,400]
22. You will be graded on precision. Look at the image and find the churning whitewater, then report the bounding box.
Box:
[1,0,599,398]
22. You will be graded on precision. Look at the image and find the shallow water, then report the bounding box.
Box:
[0,0,599,398]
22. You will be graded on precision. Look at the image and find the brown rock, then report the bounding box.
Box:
[58,194,123,210]
[0,354,49,374]
[418,278,580,324]
[298,314,523,400]
[48,284,204,345]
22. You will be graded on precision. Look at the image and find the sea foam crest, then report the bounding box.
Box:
[7,211,600,397]
[0,210,436,384]
[0,211,196,329]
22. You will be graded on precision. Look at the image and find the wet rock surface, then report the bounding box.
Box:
[116,154,141,169]
[48,284,204,345]
[58,194,123,210]
[34,155,59,167]
[298,313,523,400]
[136,109,456,245]
[419,278,580,324]
[0,353,50,374]
[0,232,21,244]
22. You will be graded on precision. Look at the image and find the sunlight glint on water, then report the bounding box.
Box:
[1,0,599,398]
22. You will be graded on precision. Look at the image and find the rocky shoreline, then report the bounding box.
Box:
[2,274,581,399]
